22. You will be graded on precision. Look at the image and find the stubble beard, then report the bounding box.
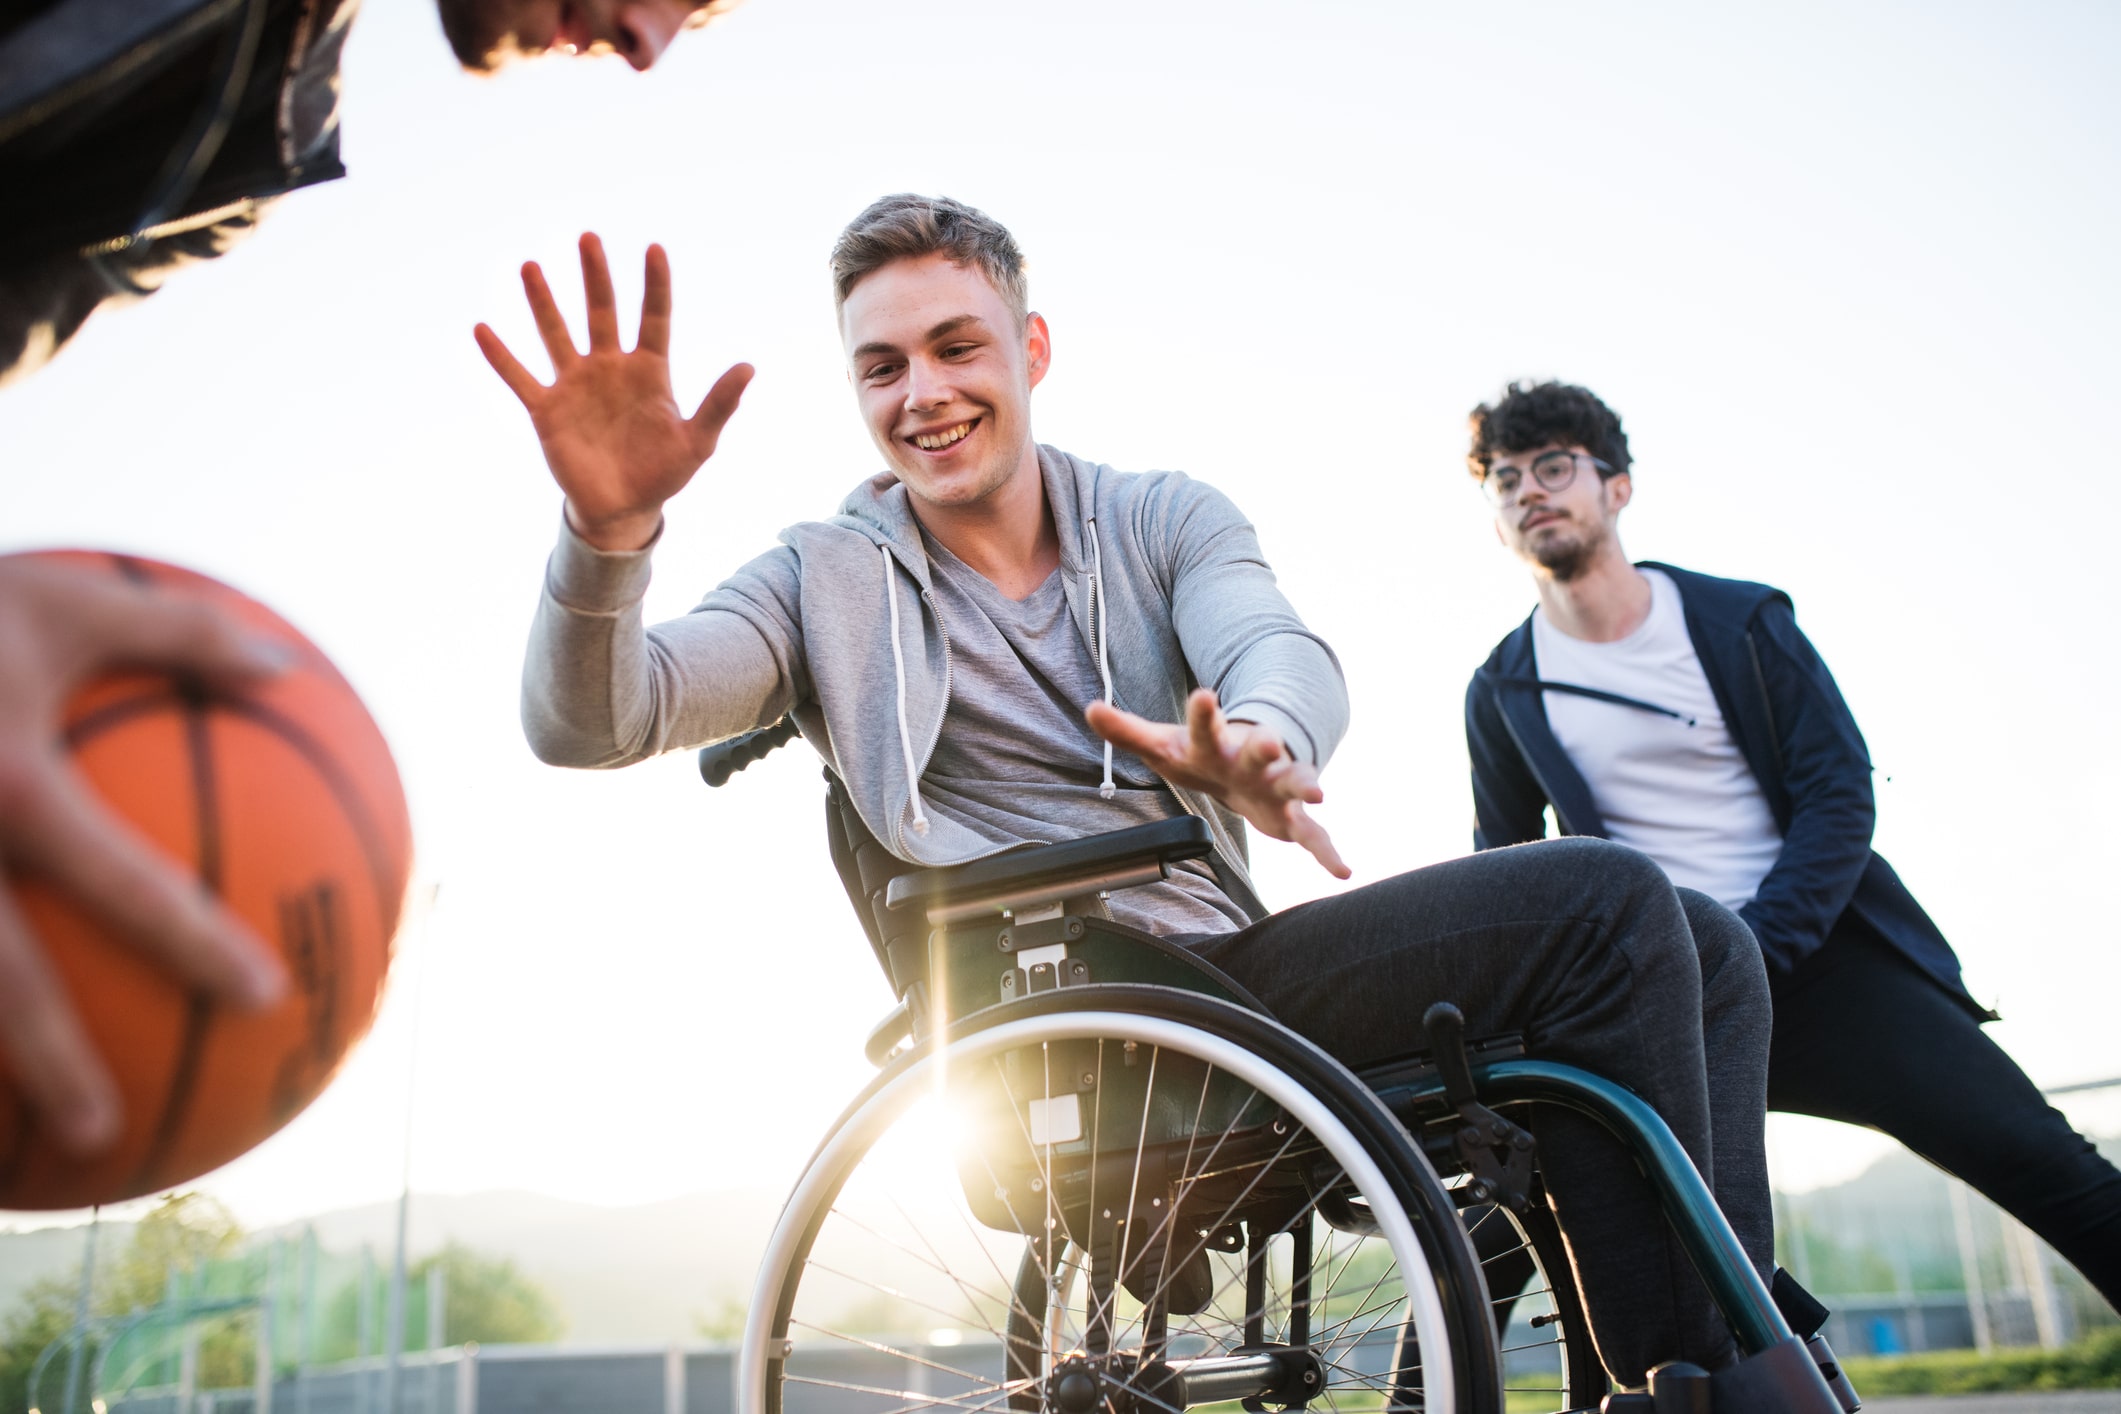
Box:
[1528,519,1608,584]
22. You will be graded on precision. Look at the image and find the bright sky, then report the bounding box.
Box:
[4,0,2119,1234]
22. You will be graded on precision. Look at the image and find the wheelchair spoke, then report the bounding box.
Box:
[1144,1131,1318,1341]
[840,1200,1017,1322]
[1312,1275,1410,1349]
[1327,1278,1419,1356]
[1099,1065,1297,1337]
[802,1257,1005,1337]
[986,1053,1065,1244]
[959,1089,1064,1288]
[1111,1040,1163,1337]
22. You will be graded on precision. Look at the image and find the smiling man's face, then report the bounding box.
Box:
[841,253,1050,516]
[436,0,729,71]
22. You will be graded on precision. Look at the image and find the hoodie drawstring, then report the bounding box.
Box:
[1085,518,1117,799]
[881,544,930,835]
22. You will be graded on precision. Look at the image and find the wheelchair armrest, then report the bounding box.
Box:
[884,816,1214,926]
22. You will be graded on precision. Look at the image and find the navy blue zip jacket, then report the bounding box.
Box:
[1465,562,1982,1012]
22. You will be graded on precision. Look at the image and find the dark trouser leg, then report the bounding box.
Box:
[1768,919,2121,1308]
[1676,888,1776,1283]
[1183,837,1774,1385]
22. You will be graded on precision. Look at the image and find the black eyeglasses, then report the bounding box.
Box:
[1482,449,1616,506]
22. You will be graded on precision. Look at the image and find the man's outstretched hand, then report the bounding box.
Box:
[474,234,754,552]
[1087,688,1349,880]
[0,558,291,1155]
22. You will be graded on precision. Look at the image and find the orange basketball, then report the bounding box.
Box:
[0,551,412,1209]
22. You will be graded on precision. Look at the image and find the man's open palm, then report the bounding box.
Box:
[1087,688,1350,879]
[476,234,753,551]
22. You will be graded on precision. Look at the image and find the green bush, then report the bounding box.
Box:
[1843,1328,2121,1394]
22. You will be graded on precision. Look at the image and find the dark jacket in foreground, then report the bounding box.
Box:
[1464,561,1980,1011]
[0,0,356,382]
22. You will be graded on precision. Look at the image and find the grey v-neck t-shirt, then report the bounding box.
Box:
[918,532,1246,936]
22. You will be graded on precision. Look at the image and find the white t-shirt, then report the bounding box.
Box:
[1530,568,1784,913]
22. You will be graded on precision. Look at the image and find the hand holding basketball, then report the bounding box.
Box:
[0,556,291,1155]
[0,553,413,1209]
[474,234,754,552]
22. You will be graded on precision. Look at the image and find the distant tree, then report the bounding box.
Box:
[410,1246,562,1347]
[692,1298,747,1343]
[99,1196,243,1315]
[104,1196,252,1390]
[0,1275,81,1414]
[0,1195,251,1414]
[312,1242,563,1362]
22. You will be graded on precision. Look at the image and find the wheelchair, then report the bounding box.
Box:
[700,723,1850,1414]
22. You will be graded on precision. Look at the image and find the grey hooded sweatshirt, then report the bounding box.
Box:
[521,444,1348,924]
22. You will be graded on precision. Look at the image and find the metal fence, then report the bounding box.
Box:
[102,1320,1576,1414]
[1776,1074,2121,1360]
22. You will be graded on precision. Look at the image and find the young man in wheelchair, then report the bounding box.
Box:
[486,196,1822,1405]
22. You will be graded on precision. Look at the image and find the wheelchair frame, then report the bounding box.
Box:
[700,726,1836,1414]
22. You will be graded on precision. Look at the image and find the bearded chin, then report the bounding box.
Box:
[1532,528,1602,583]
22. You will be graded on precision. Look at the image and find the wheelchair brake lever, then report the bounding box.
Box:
[1422,1002,1537,1213]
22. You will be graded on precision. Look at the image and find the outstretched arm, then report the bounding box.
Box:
[475,233,753,550]
[486,235,796,766]
[1088,688,1349,879]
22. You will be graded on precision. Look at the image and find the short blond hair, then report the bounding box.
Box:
[829,194,1028,326]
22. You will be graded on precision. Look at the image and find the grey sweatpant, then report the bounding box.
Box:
[1182,836,1773,1386]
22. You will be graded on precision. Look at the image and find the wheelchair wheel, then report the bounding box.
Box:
[742,986,1501,1414]
[1463,1195,1607,1410]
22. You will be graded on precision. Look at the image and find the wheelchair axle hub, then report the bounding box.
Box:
[1043,1348,1322,1414]
[1047,1356,1103,1414]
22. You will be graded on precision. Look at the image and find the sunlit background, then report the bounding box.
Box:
[3,0,2118,1255]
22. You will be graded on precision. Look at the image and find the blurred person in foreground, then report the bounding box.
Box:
[485,193,1823,1395]
[0,0,743,384]
[1463,378,2121,1309]
[0,0,736,1159]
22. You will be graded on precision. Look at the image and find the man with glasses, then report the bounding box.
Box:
[1463,378,2121,1312]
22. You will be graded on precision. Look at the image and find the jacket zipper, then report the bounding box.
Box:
[1743,629,1785,777]
[893,583,954,854]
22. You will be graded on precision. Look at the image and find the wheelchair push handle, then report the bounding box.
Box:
[698,718,800,787]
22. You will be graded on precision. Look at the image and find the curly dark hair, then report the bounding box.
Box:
[1466,381,1632,484]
